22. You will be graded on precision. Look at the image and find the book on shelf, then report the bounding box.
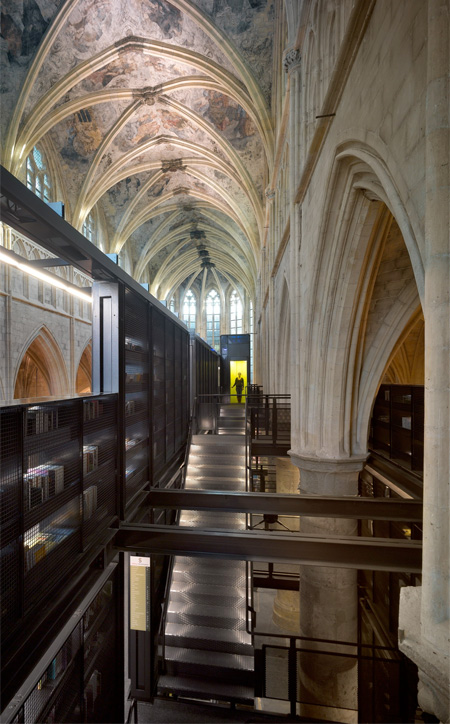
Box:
[84,399,103,421]
[125,399,136,416]
[25,464,65,508]
[125,337,142,352]
[83,445,98,475]
[83,485,97,521]
[27,407,58,435]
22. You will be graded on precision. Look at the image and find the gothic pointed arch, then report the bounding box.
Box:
[76,340,92,395]
[299,146,423,458]
[14,327,69,400]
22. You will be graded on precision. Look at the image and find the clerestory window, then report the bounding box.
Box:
[26,146,51,204]
[182,290,196,331]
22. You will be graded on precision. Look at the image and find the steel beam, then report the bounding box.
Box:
[147,489,422,521]
[114,525,422,573]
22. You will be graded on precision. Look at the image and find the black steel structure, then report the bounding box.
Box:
[0,170,425,723]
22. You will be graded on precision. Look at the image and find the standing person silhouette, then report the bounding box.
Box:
[232,372,245,403]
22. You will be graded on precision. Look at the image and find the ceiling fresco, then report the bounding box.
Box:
[2,0,275,299]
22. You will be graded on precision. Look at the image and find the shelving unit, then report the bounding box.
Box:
[123,289,149,509]
[16,567,120,724]
[82,395,117,545]
[370,384,424,473]
[0,395,119,653]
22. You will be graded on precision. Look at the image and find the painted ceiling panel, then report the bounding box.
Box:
[192,0,274,101]
[2,0,275,299]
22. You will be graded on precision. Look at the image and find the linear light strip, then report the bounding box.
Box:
[0,248,92,303]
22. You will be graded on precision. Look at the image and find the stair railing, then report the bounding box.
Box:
[158,406,197,673]
[158,554,175,674]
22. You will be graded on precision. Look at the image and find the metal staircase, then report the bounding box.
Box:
[158,404,254,704]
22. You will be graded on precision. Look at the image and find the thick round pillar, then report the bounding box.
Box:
[272,457,300,632]
[291,454,365,718]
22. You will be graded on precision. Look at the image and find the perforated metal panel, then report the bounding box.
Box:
[152,309,166,475]
[23,623,83,724]
[0,407,22,634]
[23,400,82,611]
[82,395,117,543]
[83,574,118,723]
[124,289,149,505]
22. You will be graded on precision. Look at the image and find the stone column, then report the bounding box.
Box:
[398,2,450,721]
[291,454,365,719]
[272,457,300,632]
[284,45,302,446]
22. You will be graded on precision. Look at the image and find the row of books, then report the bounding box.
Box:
[125,372,145,383]
[83,485,97,521]
[27,407,58,435]
[83,399,104,421]
[125,437,142,451]
[24,527,70,571]
[125,337,143,351]
[125,399,136,416]
[25,464,64,509]
[83,445,98,475]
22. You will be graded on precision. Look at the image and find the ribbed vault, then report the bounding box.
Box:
[2,0,275,302]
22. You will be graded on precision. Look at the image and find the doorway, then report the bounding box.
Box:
[230,360,247,403]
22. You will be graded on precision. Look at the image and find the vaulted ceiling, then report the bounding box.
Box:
[2,0,275,300]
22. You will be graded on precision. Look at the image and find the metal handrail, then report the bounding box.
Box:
[158,554,175,674]
[157,409,196,672]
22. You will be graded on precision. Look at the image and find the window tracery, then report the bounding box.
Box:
[26,146,51,204]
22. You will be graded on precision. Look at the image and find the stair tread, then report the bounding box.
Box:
[169,583,246,598]
[168,600,245,618]
[169,591,246,608]
[165,622,252,645]
[164,646,254,670]
[157,675,254,702]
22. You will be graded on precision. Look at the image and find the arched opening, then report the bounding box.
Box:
[76,341,92,395]
[14,330,68,399]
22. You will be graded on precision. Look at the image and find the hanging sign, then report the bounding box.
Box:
[129,556,150,631]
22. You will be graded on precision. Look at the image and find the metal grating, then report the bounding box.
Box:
[23,622,82,724]
[152,310,166,474]
[0,407,22,632]
[82,395,117,542]
[83,572,118,723]
[23,401,82,611]
[124,290,149,506]
[263,646,289,700]
[24,496,82,610]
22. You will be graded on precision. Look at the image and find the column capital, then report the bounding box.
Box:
[283,47,301,74]
[289,451,367,474]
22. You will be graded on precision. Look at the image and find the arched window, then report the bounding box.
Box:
[82,212,95,242]
[206,289,220,350]
[182,290,196,330]
[26,146,51,203]
[230,290,243,334]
